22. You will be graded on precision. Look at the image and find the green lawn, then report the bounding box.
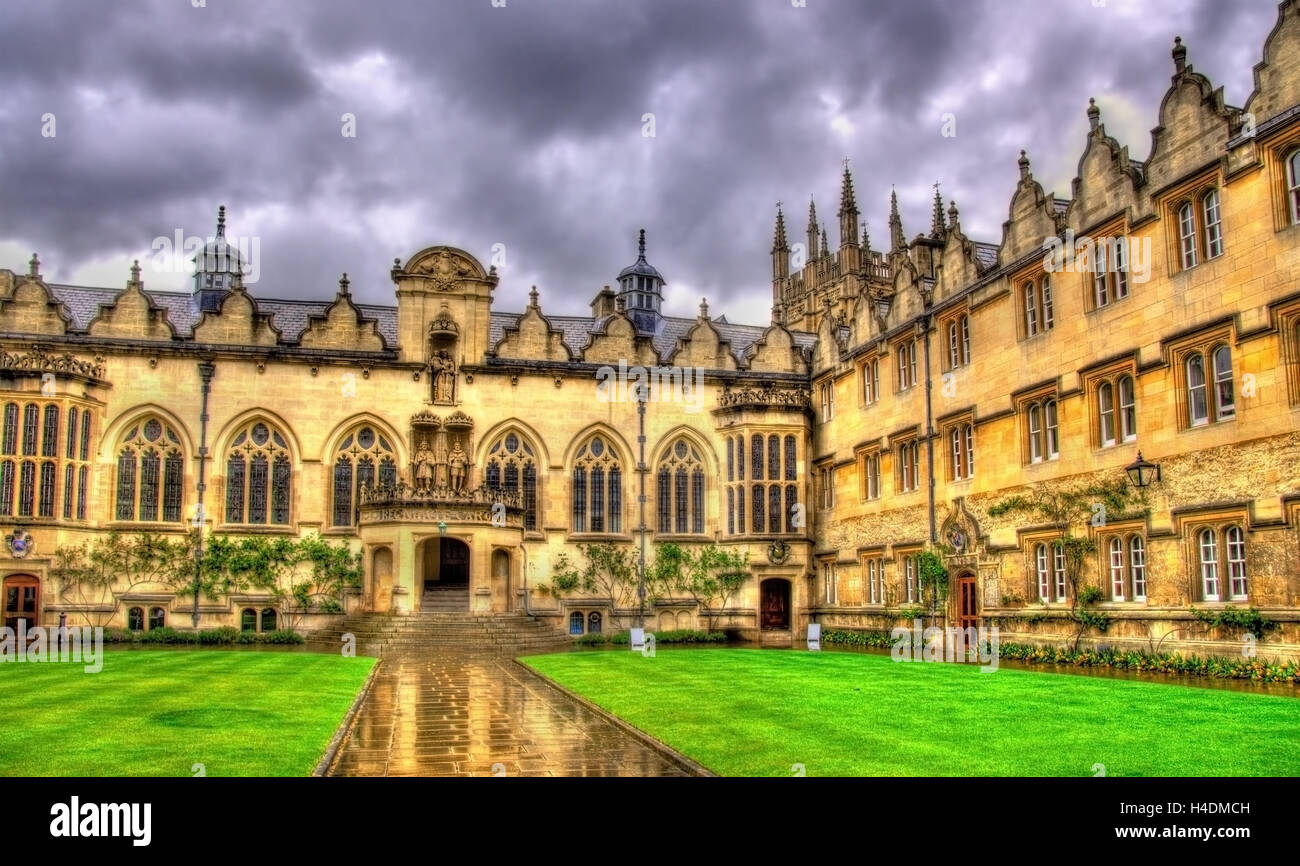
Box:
[523,649,1300,776]
[0,650,375,776]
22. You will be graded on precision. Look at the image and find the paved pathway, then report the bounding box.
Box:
[327,651,697,777]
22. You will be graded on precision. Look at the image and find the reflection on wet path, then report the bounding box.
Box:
[328,651,696,777]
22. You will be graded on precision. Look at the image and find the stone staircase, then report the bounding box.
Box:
[306,592,574,657]
[421,584,469,612]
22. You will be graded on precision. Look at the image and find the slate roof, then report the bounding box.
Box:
[41,282,810,364]
[973,242,999,271]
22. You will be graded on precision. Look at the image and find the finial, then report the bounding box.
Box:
[930,182,945,238]
[338,272,350,296]
[1173,36,1186,73]
[637,228,646,260]
[27,253,40,279]
[1018,149,1031,180]
[216,205,227,238]
[820,227,829,258]
[615,293,626,313]
[839,159,858,216]
[1087,97,1100,130]
[529,285,539,308]
[699,297,709,319]
[947,200,959,229]
[861,220,870,251]
[130,259,141,284]
[808,195,818,226]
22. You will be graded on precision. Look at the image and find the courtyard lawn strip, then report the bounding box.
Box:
[522,649,1300,776]
[0,650,375,776]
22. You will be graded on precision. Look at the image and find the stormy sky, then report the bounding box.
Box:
[0,0,1282,326]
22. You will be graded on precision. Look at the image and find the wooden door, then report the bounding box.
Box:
[761,580,790,630]
[3,575,39,631]
[957,575,978,630]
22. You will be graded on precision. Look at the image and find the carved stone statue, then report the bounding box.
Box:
[448,441,467,492]
[432,350,456,403]
[414,439,435,492]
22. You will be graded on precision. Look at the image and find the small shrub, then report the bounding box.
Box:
[574,632,609,646]
[198,626,240,645]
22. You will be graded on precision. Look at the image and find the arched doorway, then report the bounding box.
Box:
[3,575,39,631]
[420,537,470,612]
[760,578,790,631]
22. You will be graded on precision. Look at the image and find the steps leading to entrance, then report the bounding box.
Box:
[421,584,469,612]
[307,604,574,656]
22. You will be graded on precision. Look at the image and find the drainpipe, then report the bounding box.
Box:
[922,316,939,631]
[191,360,215,629]
[922,315,936,545]
[520,540,530,617]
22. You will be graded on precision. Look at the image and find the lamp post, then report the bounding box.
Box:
[635,381,649,630]
[191,360,215,629]
[1125,452,1161,488]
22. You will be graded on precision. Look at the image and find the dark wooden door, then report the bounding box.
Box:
[3,576,39,631]
[761,580,789,630]
[957,576,978,630]
[439,539,469,585]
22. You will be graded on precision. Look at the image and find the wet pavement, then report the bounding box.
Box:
[327,651,699,777]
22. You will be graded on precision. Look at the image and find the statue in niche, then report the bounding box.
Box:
[432,350,456,404]
[414,439,436,492]
[448,441,468,492]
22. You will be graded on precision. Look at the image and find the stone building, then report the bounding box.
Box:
[2,1,1298,657]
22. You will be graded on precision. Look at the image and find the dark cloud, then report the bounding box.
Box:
[0,0,1282,322]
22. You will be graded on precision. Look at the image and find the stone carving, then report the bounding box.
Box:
[431,350,456,403]
[415,251,470,291]
[448,441,467,491]
[716,383,811,410]
[0,347,105,380]
[414,439,436,491]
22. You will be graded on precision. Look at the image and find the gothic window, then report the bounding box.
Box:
[115,417,184,522]
[1289,149,1300,224]
[0,400,83,516]
[572,435,621,534]
[1,403,16,455]
[41,406,58,457]
[485,430,540,532]
[784,435,797,480]
[225,420,292,525]
[331,425,397,528]
[656,438,705,535]
[128,607,144,631]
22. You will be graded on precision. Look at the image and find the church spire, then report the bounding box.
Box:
[838,159,859,249]
[820,227,830,260]
[889,188,905,252]
[771,203,790,286]
[806,196,819,261]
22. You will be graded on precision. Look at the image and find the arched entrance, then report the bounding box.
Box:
[3,574,39,631]
[420,537,470,612]
[760,578,790,630]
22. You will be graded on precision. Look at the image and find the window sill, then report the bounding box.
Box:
[215,525,296,535]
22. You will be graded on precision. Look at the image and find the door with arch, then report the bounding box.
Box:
[3,575,39,631]
[760,579,790,630]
